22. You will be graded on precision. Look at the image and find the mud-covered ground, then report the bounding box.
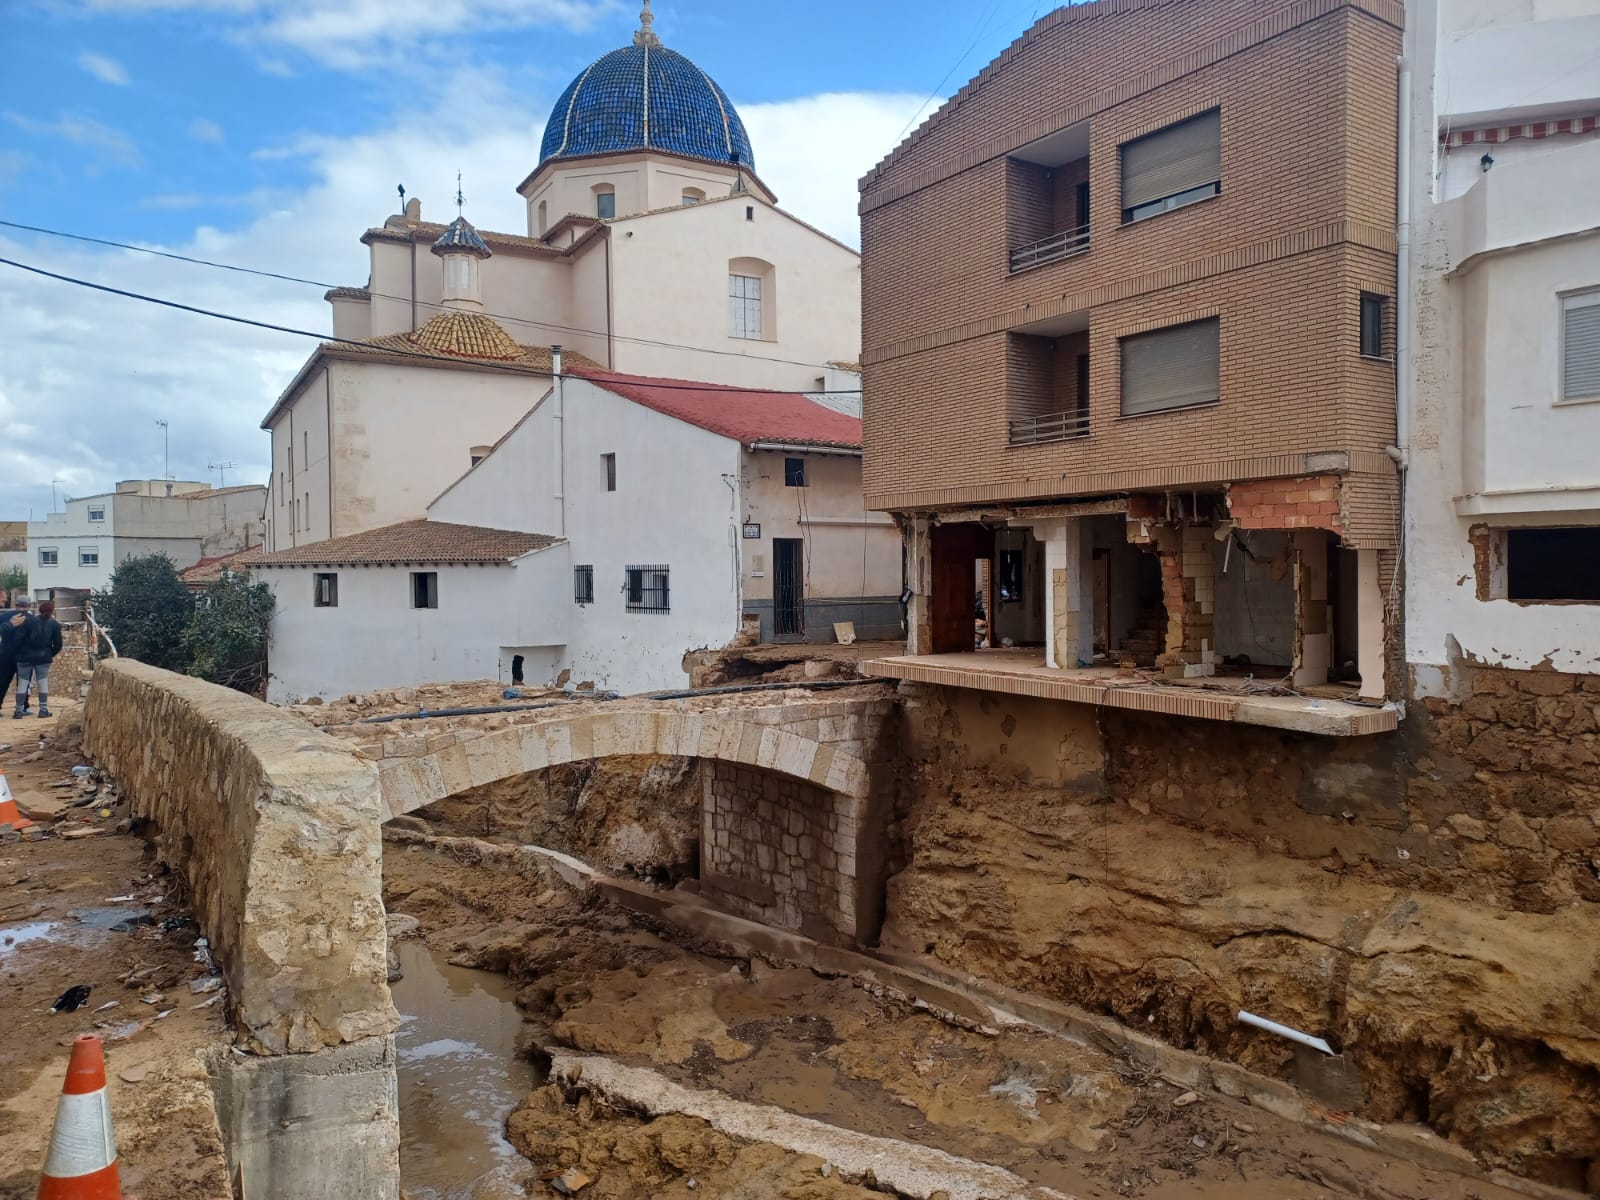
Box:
[0,706,230,1200]
[384,828,1536,1200]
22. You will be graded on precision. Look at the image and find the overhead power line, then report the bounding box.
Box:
[0,254,869,398]
[0,217,863,379]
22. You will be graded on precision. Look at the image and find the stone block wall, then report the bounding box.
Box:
[83,659,397,1055]
[701,761,859,943]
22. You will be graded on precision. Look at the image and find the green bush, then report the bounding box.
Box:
[182,572,275,695]
[93,555,192,671]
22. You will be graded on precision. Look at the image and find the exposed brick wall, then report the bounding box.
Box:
[1228,475,1344,534]
[860,1,1401,529]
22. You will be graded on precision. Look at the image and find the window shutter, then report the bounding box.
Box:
[1121,110,1221,212]
[1121,319,1221,416]
[1564,296,1600,401]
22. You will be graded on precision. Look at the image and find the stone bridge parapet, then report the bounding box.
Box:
[83,660,401,1198]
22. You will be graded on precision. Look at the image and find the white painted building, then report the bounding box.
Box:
[263,1,861,555]
[27,481,265,591]
[255,365,901,702]
[1403,0,1600,691]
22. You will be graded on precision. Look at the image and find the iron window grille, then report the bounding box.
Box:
[625,565,670,614]
[574,564,595,605]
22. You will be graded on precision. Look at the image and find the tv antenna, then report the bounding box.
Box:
[209,460,238,488]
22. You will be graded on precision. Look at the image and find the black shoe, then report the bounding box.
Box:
[37,708,51,718]
[11,710,22,720]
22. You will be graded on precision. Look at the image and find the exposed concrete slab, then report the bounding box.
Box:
[549,1052,1073,1200]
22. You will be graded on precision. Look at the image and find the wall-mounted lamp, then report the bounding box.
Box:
[1480,152,1495,172]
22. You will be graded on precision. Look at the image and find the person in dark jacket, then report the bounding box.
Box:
[0,598,36,715]
[16,600,62,718]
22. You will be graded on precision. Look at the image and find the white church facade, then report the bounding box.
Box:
[254,3,897,698]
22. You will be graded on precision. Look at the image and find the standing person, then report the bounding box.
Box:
[0,598,35,715]
[17,600,61,719]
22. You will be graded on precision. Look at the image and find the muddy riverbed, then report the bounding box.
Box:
[383,827,1538,1200]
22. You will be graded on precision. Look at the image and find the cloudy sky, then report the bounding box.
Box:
[0,0,1059,520]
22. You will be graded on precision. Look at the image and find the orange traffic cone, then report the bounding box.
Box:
[0,768,32,832]
[37,1035,121,1200]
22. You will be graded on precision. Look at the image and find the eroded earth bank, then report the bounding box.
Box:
[384,745,1547,1200]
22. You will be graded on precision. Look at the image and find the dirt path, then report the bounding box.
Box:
[0,704,230,1200]
[384,830,1538,1200]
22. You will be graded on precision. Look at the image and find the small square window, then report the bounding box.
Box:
[314,573,338,608]
[574,564,595,605]
[596,191,616,219]
[602,453,617,492]
[87,505,105,523]
[78,547,99,567]
[38,548,58,567]
[784,457,806,487]
[411,572,439,610]
[625,564,670,614]
[1360,293,1387,359]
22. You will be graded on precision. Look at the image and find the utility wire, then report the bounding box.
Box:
[0,255,870,398]
[893,0,1010,145]
[0,217,863,379]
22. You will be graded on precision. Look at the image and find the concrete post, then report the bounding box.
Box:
[905,518,933,656]
[1035,518,1093,669]
[1293,530,1332,687]
[1356,548,1387,699]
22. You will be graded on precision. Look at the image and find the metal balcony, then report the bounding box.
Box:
[1008,409,1090,446]
[1008,224,1090,273]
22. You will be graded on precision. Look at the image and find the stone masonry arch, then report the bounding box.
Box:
[377,707,870,819]
[375,701,889,944]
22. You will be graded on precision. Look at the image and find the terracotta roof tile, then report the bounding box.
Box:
[575,368,863,449]
[181,547,260,586]
[324,286,371,301]
[331,316,601,372]
[250,520,561,567]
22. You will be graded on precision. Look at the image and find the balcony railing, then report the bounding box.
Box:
[1009,409,1090,446]
[1009,224,1090,273]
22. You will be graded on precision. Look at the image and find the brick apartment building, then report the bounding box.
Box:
[859,0,1405,729]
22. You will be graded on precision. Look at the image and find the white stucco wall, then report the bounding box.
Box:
[260,546,571,704]
[607,197,861,392]
[430,377,743,693]
[264,359,541,552]
[738,450,899,604]
[1404,0,1600,688]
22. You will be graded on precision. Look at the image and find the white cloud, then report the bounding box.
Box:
[739,91,927,247]
[0,80,908,520]
[3,112,141,170]
[73,0,623,68]
[188,118,225,144]
[77,50,130,85]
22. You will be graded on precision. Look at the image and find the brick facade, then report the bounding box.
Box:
[860,0,1402,534]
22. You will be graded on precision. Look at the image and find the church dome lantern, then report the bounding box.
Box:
[537,0,756,174]
[432,181,492,311]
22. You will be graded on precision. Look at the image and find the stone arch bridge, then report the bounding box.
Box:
[367,696,896,945]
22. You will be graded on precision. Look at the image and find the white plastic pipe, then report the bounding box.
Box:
[1237,1009,1335,1056]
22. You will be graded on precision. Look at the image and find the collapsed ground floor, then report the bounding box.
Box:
[881,476,1399,737]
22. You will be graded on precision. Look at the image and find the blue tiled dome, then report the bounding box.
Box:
[538,43,755,174]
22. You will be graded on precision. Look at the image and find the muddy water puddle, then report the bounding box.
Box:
[392,940,540,1200]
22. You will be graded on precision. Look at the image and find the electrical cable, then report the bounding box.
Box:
[0,216,866,380]
[0,254,869,398]
[892,0,1011,144]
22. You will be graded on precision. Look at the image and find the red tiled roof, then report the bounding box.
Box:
[575,368,862,450]
[181,547,259,587]
[249,520,561,567]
